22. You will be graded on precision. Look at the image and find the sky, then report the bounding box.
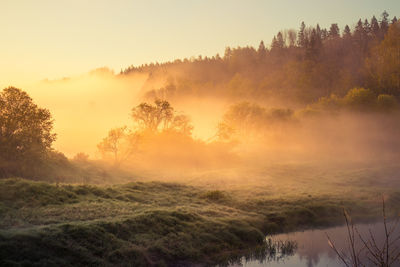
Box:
[1,0,399,88]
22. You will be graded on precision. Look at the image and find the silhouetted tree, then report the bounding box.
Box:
[0,87,56,162]
[370,16,380,38]
[273,32,285,49]
[328,23,340,39]
[285,29,297,47]
[354,19,367,53]
[343,25,351,39]
[0,87,57,177]
[131,99,193,135]
[132,99,173,132]
[380,10,390,38]
[257,40,266,59]
[298,21,306,48]
[97,126,139,165]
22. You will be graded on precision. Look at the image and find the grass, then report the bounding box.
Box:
[1,162,400,266]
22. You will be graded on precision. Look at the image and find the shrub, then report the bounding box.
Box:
[343,88,376,111]
[314,94,342,111]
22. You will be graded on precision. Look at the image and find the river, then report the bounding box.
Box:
[228,220,400,267]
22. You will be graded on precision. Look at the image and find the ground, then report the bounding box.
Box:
[1,162,399,266]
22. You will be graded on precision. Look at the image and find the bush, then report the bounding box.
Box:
[314,94,342,111]
[343,88,376,110]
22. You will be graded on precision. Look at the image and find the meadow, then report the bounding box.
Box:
[1,162,399,266]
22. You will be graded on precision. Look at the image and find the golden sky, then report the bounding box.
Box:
[1,0,398,87]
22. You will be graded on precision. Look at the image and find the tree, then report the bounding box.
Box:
[132,99,173,132]
[298,21,306,48]
[380,10,390,38]
[97,126,139,165]
[169,114,193,135]
[343,25,351,39]
[257,40,266,59]
[285,29,297,47]
[321,28,328,41]
[131,99,193,135]
[0,87,56,164]
[306,28,322,60]
[363,19,371,35]
[354,19,367,53]
[328,23,340,39]
[370,15,380,38]
[366,22,400,95]
[271,36,278,50]
[271,32,285,50]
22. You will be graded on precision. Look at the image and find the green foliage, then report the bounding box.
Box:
[0,178,78,208]
[314,94,342,111]
[366,22,400,95]
[343,88,376,110]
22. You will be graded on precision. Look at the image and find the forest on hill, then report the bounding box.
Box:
[121,12,399,105]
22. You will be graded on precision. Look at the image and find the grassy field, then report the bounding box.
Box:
[1,162,400,266]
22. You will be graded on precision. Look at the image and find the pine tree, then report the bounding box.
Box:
[321,29,328,40]
[370,16,380,38]
[257,40,266,58]
[363,19,371,36]
[276,32,285,48]
[380,11,390,38]
[306,28,321,60]
[298,21,306,48]
[354,19,367,52]
[328,23,340,39]
[271,36,279,50]
[343,25,351,38]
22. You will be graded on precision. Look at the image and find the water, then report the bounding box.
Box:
[229,221,400,267]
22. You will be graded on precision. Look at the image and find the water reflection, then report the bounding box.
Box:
[229,221,400,267]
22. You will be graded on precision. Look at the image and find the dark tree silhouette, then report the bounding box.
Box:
[0,87,56,162]
[0,87,56,177]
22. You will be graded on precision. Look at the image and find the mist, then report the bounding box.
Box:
[22,68,147,156]
[2,7,400,267]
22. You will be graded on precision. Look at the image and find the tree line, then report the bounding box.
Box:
[121,12,399,104]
